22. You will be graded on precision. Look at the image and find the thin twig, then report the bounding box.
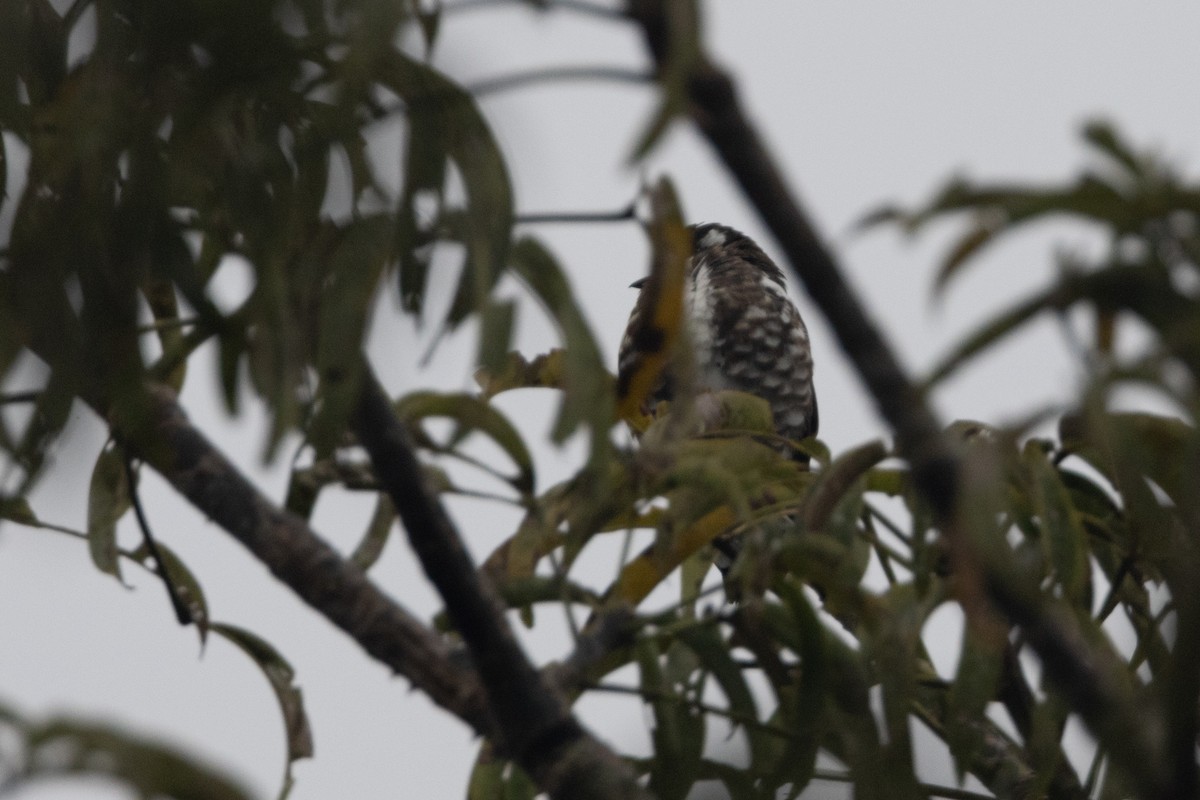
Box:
[812,769,996,800]
[441,0,625,20]
[0,391,41,406]
[123,457,194,625]
[468,66,652,98]
[517,204,638,225]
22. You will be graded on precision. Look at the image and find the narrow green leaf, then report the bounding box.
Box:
[945,625,1005,780]
[508,236,612,445]
[308,215,393,457]
[627,0,700,161]
[1024,442,1090,608]
[637,638,704,800]
[86,444,131,582]
[475,349,567,399]
[210,622,314,794]
[931,221,1001,298]
[379,51,512,330]
[0,495,38,525]
[478,299,516,376]
[1082,120,1143,179]
[349,494,395,571]
[2,703,254,800]
[676,623,775,780]
[130,539,210,641]
[396,391,534,494]
[925,288,1055,388]
[802,440,887,531]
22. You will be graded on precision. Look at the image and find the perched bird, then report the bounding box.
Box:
[618,222,818,455]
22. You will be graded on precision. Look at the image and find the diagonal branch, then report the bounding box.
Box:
[106,384,490,734]
[352,371,650,800]
[624,1,1172,796]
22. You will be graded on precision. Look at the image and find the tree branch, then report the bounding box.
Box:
[352,372,650,800]
[107,384,491,735]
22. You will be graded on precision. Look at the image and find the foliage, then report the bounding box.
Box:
[2,2,1200,800]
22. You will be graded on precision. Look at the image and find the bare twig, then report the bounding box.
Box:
[517,204,638,225]
[468,66,652,98]
[123,456,194,625]
[441,0,625,20]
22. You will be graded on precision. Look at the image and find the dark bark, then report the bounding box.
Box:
[352,374,651,800]
[108,384,491,734]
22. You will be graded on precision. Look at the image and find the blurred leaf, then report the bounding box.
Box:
[1082,120,1143,179]
[637,638,704,800]
[308,215,394,457]
[210,622,314,794]
[628,0,700,161]
[617,178,690,426]
[0,495,38,525]
[380,51,512,330]
[802,440,887,531]
[862,585,926,800]
[86,444,131,583]
[466,742,537,800]
[476,349,568,399]
[675,623,761,747]
[925,288,1056,388]
[0,701,254,800]
[396,390,534,494]
[478,299,516,377]
[767,578,826,797]
[350,494,396,571]
[130,539,210,641]
[1024,442,1090,608]
[508,236,612,448]
[946,624,1006,780]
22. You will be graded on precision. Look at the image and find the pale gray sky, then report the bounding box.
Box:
[4,4,1200,798]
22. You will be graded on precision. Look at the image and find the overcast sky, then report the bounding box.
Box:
[4,4,1200,799]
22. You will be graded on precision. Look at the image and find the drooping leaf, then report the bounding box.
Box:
[349,494,396,571]
[0,701,254,800]
[210,622,314,796]
[0,494,38,526]
[945,621,1006,780]
[86,443,131,583]
[637,637,704,800]
[769,578,827,798]
[395,390,534,494]
[380,51,513,330]
[616,178,690,427]
[130,538,211,641]
[308,215,394,457]
[508,236,612,447]
[1024,442,1091,608]
[627,0,700,161]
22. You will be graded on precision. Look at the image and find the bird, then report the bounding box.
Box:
[618,222,818,455]
[617,222,818,581]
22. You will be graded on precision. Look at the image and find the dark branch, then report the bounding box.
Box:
[107,384,490,734]
[352,372,650,800]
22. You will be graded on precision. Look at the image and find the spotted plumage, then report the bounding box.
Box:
[618,222,818,453]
